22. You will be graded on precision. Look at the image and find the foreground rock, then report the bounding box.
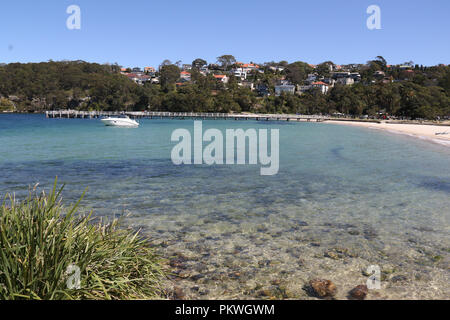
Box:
[309,279,337,298]
[349,285,368,300]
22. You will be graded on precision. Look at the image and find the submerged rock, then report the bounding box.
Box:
[169,258,187,269]
[363,228,378,240]
[391,275,408,283]
[309,279,337,298]
[257,285,287,299]
[324,247,357,259]
[172,287,185,300]
[349,285,368,300]
[324,251,340,260]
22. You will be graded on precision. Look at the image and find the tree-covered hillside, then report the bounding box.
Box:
[0,60,449,119]
[0,61,149,112]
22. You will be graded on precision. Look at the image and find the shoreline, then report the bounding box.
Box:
[324,120,450,147]
[3,112,450,147]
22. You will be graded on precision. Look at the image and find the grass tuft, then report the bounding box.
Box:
[0,178,166,300]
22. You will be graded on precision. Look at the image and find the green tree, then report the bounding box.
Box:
[286,61,313,84]
[192,58,207,69]
[159,64,180,91]
[216,55,236,70]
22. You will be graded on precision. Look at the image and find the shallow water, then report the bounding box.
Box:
[0,114,449,299]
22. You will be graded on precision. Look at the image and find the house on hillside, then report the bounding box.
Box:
[322,78,336,87]
[331,71,359,85]
[144,67,156,74]
[126,73,151,85]
[350,72,361,82]
[213,74,229,83]
[331,72,351,79]
[269,66,285,72]
[337,77,354,85]
[311,81,329,94]
[182,64,192,71]
[275,83,295,96]
[180,71,191,81]
[199,66,209,76]
[236,62,260,73]
[232,68,247,80]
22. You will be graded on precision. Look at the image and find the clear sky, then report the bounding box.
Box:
[1,0,449,68]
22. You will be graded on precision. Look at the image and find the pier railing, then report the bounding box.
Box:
[45,110,329,122]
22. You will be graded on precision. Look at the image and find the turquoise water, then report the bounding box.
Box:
[1,114,449,299]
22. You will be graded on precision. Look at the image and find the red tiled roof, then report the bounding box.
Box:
[312,81,328,85]
[242,63,259,68]
[214,74,226,78]
[236,62,259,68]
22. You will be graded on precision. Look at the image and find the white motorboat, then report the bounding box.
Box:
[101,115,139,127]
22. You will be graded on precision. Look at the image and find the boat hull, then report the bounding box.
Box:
[101,118,139,127]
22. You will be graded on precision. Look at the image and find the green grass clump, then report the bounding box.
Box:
[0,179,166,300]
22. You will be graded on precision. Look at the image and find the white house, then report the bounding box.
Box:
[236,63,260,73]
[232,68,247,80]
[269,66,285,72]
[311,81,329,94]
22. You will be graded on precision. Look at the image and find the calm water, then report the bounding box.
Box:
[1,114,449,299]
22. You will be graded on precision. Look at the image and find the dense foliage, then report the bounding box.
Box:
[0,179,166,300]
[0,60,449,119]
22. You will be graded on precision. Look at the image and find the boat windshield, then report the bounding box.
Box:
[104,115,129,118]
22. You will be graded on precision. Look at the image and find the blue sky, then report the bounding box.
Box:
[1,0,449,67]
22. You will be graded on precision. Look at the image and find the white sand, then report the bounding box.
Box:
[326,121,450,146]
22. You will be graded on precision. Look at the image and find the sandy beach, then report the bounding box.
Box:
[325,121,450,146]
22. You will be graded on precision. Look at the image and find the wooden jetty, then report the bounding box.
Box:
[45,110,327,122]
